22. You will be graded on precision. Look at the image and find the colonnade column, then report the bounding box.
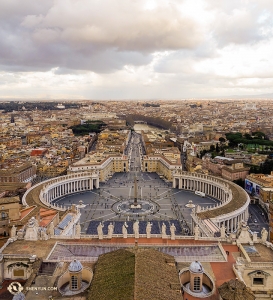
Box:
[179,178,182,189]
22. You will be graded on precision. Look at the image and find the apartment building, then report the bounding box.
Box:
[0,162,36,183]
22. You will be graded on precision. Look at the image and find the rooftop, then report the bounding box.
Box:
[197,182,248,219]
[248,243,273,262]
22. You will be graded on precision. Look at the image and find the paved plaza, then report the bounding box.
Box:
[53,171,220,235]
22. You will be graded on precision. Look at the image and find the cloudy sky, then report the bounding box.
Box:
[0,0,273,100]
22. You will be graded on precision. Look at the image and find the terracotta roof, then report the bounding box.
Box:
[39,208,58,227]
[20,206,36,220]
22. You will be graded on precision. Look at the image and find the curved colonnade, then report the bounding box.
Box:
[22,172,99,211]
[23,171,249,235]
[173,171,250,233]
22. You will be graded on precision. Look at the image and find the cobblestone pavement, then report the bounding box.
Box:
[53,171,220,234]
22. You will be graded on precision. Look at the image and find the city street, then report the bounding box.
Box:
[247,203,269,234]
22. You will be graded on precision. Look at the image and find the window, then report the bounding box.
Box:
[71,275,78,290]
[14,269,24,277]
[193,277,201,291]
[253,277,264,285]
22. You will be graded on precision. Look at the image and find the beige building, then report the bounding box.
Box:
[0,196,21,235]
[68,152,129,182]
[234,244,273,299]
[0,162,36,183]
[142,148,182,181]
[221,161,250,181]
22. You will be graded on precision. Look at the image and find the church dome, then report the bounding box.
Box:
[189,261,203,273]
[69,259,83,272]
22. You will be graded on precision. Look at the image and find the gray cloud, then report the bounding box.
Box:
[1,0,273,100]
[213,10,272,46]
[0,0,203,73]
[206,0,273,46]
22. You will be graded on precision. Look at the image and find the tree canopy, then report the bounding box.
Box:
[225,132,273,147]
[70,120,106,135]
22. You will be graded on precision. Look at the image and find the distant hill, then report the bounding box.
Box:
[219,93,273,100]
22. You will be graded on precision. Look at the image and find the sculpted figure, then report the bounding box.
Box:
[97,222,104,240]
[261,227,268,242]
[40,228,48,240]
[122,222,128,238]
[133,220,139,239]
[10,225,17,239]
[220,224,226,238]
[146,222,152,238]
[75,223,81,238]
[48,222,54,236]
[162,222,167,238]
[194,224,200,239]
[170,223,176,240]
[24,217,39,241]
[17,229,25,240]
[107,222,114,239]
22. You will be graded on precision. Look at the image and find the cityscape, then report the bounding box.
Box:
[0,99,273,300]
[1,0,273,299]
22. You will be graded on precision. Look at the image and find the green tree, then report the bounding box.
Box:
[244,133,252,140]
[233,178,245,188]
[260,159,273,174]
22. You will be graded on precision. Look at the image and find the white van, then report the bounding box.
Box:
[195,191,205,197]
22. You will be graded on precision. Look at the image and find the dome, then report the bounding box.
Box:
[69,259,83,272]
[189,261,203,273]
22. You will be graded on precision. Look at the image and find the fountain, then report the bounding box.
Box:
[185,200,196,208]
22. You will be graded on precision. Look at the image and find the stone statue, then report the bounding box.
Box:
[170,223,176,240]
[220,224,226,238]
[162,222,167,238]
[75,223,81,238]
[133,220,139,238]
[107,222,114,239]
[237,222,252,244]
[40,228,48,240]
[261,227,268,243]
[146,222,152,238]
[97,222,104,240]
[10,225,17,239]
[237,220,243,233]
[17,229,25,240]
[122,222,128,238]
[48,222,54,237]
[194,225,200,240]
[252,231,258,243]
[24,217,39,241]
